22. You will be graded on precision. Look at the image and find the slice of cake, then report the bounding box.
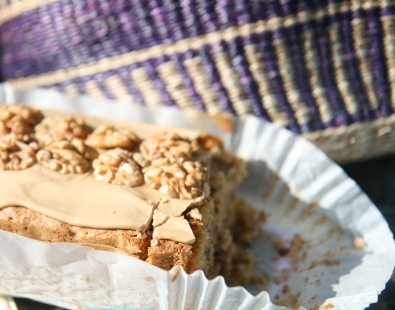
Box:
[0,105,260,281]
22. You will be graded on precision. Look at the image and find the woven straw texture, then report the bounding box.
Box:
[0,0,394,162]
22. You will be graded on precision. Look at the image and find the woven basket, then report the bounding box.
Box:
[0,0,394,162]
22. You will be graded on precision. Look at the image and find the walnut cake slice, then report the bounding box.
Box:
[0,105,261,282]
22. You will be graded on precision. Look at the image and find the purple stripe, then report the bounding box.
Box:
[256,32,301,133]
[92,72,118,100]
[230,37,267,117]
[92,73,121,101]
[117,67,145,106]
[199,45,236,114]
[170,53,206,111]
[339,10,373,122]
[57,76,85,95]
[366,8,393,117]
[149,57,177,107]
[304,4,350,127]
[163,0,188,42]
[132,0,158,47]
[285,24,324,132]
[351,8,378,122]
[275,0,324,132]
[226,0,267,118]
[180,0,200,38]
[241,0,271,119]
[147,0,172,45]
[382,5,395,15]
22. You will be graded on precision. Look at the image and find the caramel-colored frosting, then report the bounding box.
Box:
[0,165,204,231]
[153,216,196,244]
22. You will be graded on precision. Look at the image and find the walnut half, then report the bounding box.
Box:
[0,138,37,171]
[35,116,92,146]
[0,105,43,140]
[36,140,94,174]
[92,148,144,187]
[86,125,139,151]
[139,132,197,161]
[144,158,207,199]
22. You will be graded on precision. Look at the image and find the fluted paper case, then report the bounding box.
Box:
[0,85,394,310]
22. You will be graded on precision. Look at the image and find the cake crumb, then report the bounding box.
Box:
[282,285,290,294]
[309,259,340,270]
[272,269,291,284]
[275,291,301,309]
[252,274,268,290]
[353,237,366,250]
[313,215,328,226]
[289,234,308,263]
[273,239,290,256]
[188,208,202,221]
[144,276,154,283]
[300,200,320,218]
[318,303,335,309]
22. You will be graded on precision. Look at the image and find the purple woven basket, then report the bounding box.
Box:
[1,0,394,162]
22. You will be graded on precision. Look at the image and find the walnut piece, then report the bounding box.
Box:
[92,148,143,187]
[86,125,139,151]
[35,116,92,146]
[36,140,92,174]
[69,138,98,161]
[140,132,197,161]
[132,152,150,168]
[144,158,207,199]
[0,105,43,140]
[0,138,36,170]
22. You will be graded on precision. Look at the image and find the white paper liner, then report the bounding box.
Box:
[0,296,17,310]
[0,85,394,310]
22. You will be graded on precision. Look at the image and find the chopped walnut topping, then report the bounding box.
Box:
[86,125,139,151]
[92,148,143,187]
[35,116,92,146]
[36,140,92,174]
[0,138,36,170]
[0,105,43,140]
[144,158,207,199]
[140,132,197,161]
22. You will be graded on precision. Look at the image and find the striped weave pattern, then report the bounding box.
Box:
[0,1,394,145]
